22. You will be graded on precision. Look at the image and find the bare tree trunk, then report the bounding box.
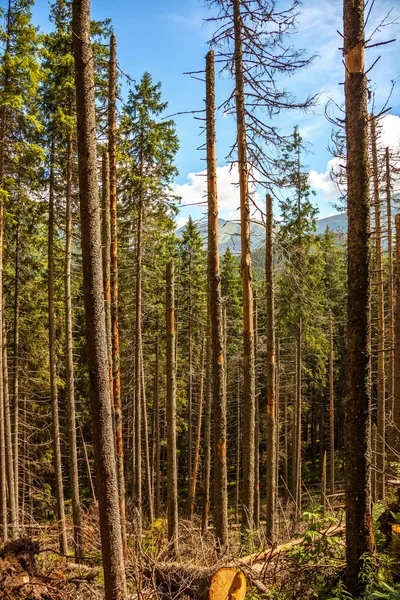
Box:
[3,315,16,535]
[329,309,335,496]
[201,318,212,534]
[48,137,68,555]
[370,115,385,500]
[253,292,260,529]
[321,450,327,512]
[188,254,193,490]
[21,386,26,524]
[72,2,127,595]
[265,193,276,542]
[276,340,280,500]
[108,33,127,552]
[206,50,228,550]
[235,375,241,525]
[155,330,160,519]
[232,0,255,531]
[371,423,377,504]
[12,220,19,523]
[0,3,10,541]
[394,214,400,454]
[386,148,395,461]
[166,260,178,555]
[101,148,113,417]
[284,365,288,503]
[141,346,154,523]
[134,198,143,538]
[189,337,205,520]
[343,0,374,591]
[64,117,84,562]
[292,322,302,516]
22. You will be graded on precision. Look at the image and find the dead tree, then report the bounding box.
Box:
[343,0,374,592]
[166,259,178,555]
[265,193,276,542]
[206,50,228,549]
[72,1,127,596]
[48,137,68,555]
[370,115,385,500]
[394,214,400,454]
[329,309,335,496]
[64,100,83,561]
[108,33,127,551]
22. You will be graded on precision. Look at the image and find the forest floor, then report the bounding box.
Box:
[0,496,399,600]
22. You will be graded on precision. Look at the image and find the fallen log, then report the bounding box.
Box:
[149,564,246,600]
[236,524,346,566]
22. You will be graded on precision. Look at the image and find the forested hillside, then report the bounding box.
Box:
[0,0,398,599]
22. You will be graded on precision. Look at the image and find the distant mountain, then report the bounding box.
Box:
[176,213,348,255]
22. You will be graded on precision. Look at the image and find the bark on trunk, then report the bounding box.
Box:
[3,315,16,535]
[166,259,178,555]
[343,0,374,592]
[253,293,260,529]
[64,117,84,562]
[189,337,205,520]
[265,193,276,542]
[155,330,160,519]
[72,2,127,596]
[370,115,385,500]
[394,214,400,454]
[48,137,68,555]
[232,0,255,531]
[108,33,127,552]
[101,148,113,414]
[12,220,19,523]
[329,309,335,496]
[206,50,228,550]
[386,148,395,461]
[201,316,212,534]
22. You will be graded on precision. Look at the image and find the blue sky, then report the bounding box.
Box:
[29,0,400,226]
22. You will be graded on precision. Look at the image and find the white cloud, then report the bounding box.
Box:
[380,114,400,150]
[173,164,263,218]
[308,157,343,201]
[175,216,188,231]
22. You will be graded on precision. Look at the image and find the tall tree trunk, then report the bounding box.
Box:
[284,364,288,503]
[371,423,377,504]
[394,214,400,454]
[189,337,205,520]
[386,148,395,461]
[134,198,143,538]
[235,375,241,524]
[265,193,276,542]
[292,323,302,516]
[206,50,228,550]
[0,2,10,541]
[201,318,212,534]
[253,292,260,529]
[329,309,335,496]
[64,117,84,562]
[188,254,193,490]
[108,33,127,551]
[101,148,113,417]
[3,316,16,535]
[141,346,154,523]
[166,259,178,555]
[343,0,374,591]
[48,137,68,555]
[232,0,255,531]
[370,115,385,500]
[12,220,19,523]
[154,329,160,519]
[72,2,127,596]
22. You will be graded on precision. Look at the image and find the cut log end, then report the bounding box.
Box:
[209,568,246,600]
